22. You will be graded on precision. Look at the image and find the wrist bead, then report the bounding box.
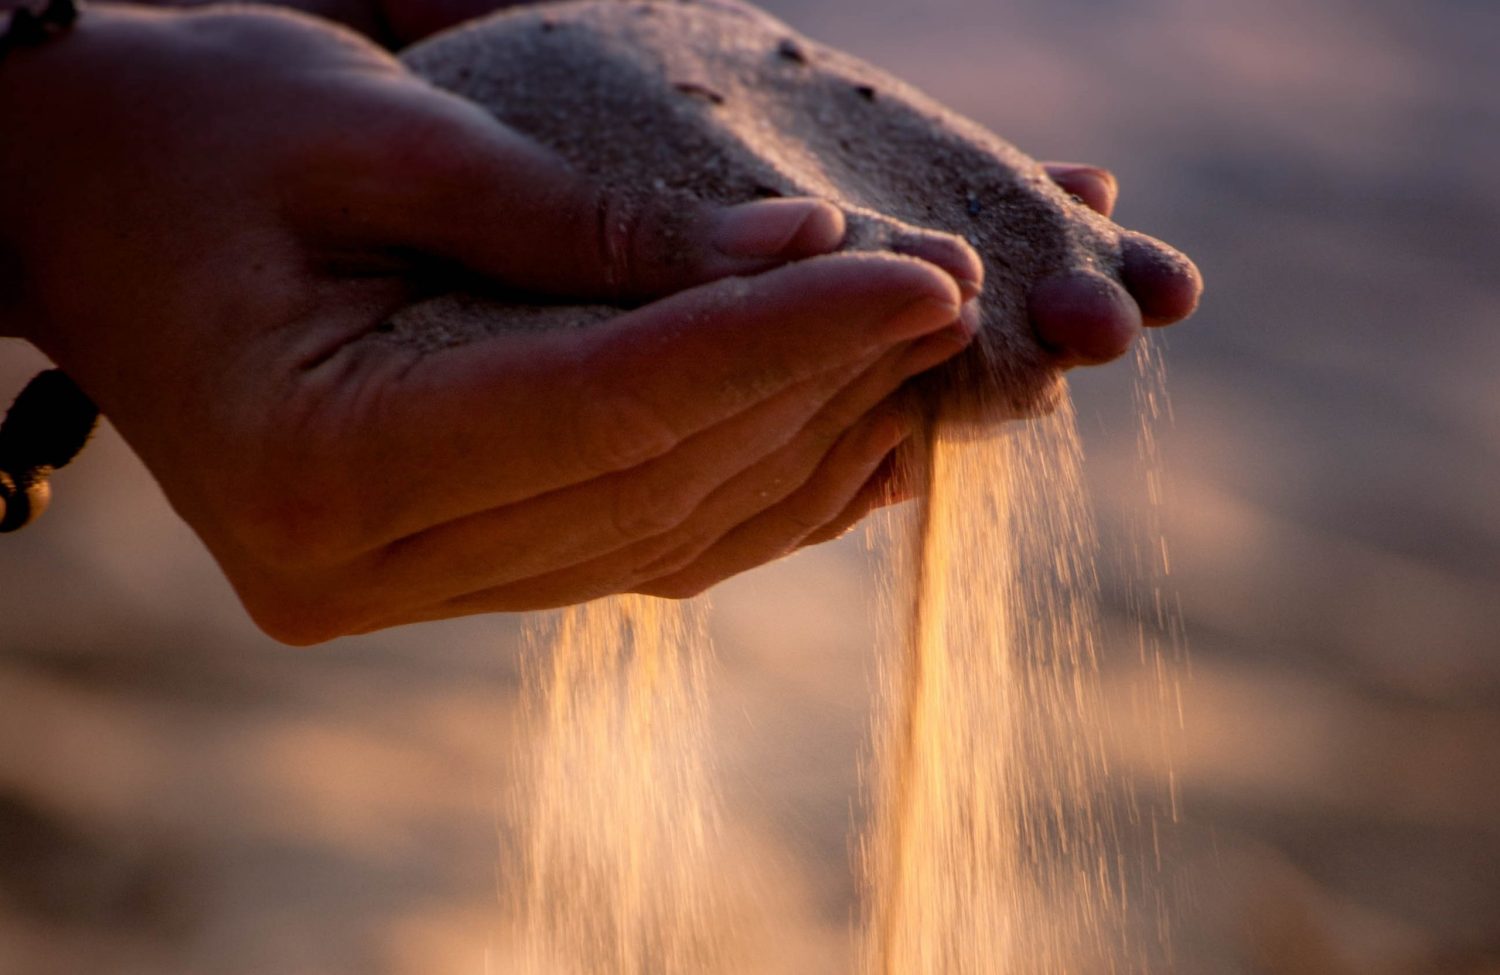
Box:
[0,0,79,62]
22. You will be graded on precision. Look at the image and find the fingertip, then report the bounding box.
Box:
[711,197,846,261]
[1121,233,1204,325]
[892,232,985,301]
[784,200,848,258]
[871,258,966,341]
[1029,270,1142,365]
[897,300,980,376]
[1044,162,1119,217]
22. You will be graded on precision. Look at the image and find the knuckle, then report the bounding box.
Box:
[608,472,702,544]
[573,389,682,476]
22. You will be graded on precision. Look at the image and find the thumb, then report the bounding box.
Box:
[339,84,846,300]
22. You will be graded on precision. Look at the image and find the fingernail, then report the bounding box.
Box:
[1045,164,1118,214]
[955,298,982,339]
[893,234,984,301]
[712,199,846,260]
[1046,162,1116,185]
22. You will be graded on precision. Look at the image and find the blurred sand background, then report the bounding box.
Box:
[3,0,1498,972]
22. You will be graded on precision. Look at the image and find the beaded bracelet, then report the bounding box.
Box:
[1,0,96,533]
[0,371,97,532]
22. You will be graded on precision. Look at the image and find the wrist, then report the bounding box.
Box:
[0,3,169,347]
[0,0,82,337]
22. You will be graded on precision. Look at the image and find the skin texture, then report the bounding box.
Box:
[0,1,1199,643]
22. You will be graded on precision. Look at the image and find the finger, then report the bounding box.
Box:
[1043,162,1118,218]
[888,229,985,301]
[1026,240,1199,366]
[356,421,921,633]
[797,450,913,548]
[509,329,959,595]
[639,299,974,550]
[309,309,967,636]
[1120,231,1204,326]
[635,406,915,599]
[315,79,846,299]
[351,348,910,622]
[613,302,977,581]
[899,301,982,376]
[1028,270,1142,366]
[316,353,889,631]
[369,402,917,627]
[300,254,963,553]
[295,270,960,627]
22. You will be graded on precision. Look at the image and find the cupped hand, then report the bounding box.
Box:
[658,159,1200,577]
[0,3,975,642]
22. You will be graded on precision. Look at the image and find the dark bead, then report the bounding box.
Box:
[42,0,78,29]
[0,470,49,533]
[7,8,44,46]
[0,370,97,472]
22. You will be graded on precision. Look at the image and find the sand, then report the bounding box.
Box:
[398,5,1148,971]
[395,0,1133,418]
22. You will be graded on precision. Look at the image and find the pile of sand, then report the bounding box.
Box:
[395,0,1133,417]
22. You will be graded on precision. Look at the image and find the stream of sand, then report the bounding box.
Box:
[863,398,1124,974]
[505,596,732,975]
[395,5,1183,970]
[503,363,1175,974]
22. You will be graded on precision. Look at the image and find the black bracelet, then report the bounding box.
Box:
[0,370,98,532]
[1,0,94,533]
[0,0,78,63]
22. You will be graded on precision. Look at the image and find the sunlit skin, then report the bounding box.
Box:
[0,2,1200,643]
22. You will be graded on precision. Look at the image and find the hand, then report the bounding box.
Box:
[129,0,575,46]
[0,4,976,642]
[624,159,1192,598]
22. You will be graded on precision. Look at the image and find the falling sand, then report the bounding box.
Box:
[863,404,1125,974]
[504,597,733,974]
[400,2,1180,971]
